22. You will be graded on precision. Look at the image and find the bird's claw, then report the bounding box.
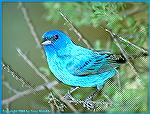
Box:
[47,92,66,111]
[63,93,71,100]
[83,98,95,110]
[63,92,76,103]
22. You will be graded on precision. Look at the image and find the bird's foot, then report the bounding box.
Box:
[83,97,95,110]
[63,92,77,103]
[47,92,66,111]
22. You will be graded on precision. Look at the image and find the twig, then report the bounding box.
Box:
[18,2,44,56]
[117,36,148,54]
[120,6,146,17]
[104,28,147,82]
[3,81,20,94]
[16,48,49,83]
[47,92,67,112]
[49,88,112,111]
[2,61,34,88]
[104,28,148,56]
[2,81,58,105]
[65,98,112,110]
[59,9,93,49]
[52,87,78,112]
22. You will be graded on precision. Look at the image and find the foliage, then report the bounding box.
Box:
[106,73,148,112]
[44,2,148,54]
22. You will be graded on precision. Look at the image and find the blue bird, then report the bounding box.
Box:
[42,30,126,108]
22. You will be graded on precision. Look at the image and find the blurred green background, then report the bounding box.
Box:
[2,2,149,112]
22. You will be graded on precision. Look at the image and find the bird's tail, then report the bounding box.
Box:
[115,51,148,64]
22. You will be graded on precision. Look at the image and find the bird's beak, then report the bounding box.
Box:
[41,40,52,45]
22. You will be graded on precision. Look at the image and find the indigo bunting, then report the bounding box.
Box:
[42,30,126,108]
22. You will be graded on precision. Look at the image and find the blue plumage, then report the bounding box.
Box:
[42,30,123,90]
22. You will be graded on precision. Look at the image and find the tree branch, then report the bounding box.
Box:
[3,81,20,94]
[59,9,93,49]
[18,2,44,56]
[104,28,148,82]
[2,81,58,105]
[16,48,49,83]
[2,61,35,88]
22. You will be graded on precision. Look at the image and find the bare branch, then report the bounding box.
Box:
[18,2,44,56]
[2,81,58,105]
[59,9,93,49]
[104,28,147,82]
[3,81,20,94]
[104,28,148,56]
[16,48,49,83]
[117,36,148,54]
[51,87,77,112]
[47,92,112,111]
[2,61,34,88]
[120,5,146,17]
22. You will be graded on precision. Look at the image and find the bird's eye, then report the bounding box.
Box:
[54,35,59,40]
[43,37,48,41]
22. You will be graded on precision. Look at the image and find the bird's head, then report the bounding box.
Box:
[42,30,73,51]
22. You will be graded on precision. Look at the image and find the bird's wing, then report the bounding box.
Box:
[66,50,120,76]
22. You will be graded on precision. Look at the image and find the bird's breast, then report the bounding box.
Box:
[48,56,70,81]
